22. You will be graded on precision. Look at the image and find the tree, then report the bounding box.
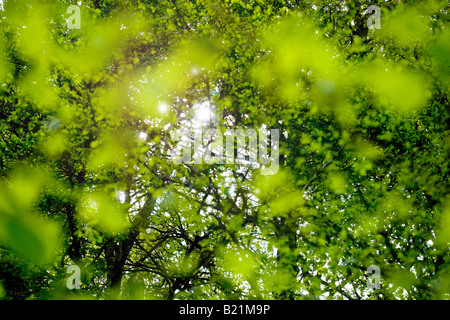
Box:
[0,0,448,300]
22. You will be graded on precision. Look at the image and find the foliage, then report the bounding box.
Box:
[0,0,449,300]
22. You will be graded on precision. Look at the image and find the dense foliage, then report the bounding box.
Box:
[0,0,449,300]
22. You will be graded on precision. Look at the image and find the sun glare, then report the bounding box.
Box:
[193,101,213,123]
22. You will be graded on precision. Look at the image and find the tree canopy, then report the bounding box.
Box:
[0,0,449,300]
